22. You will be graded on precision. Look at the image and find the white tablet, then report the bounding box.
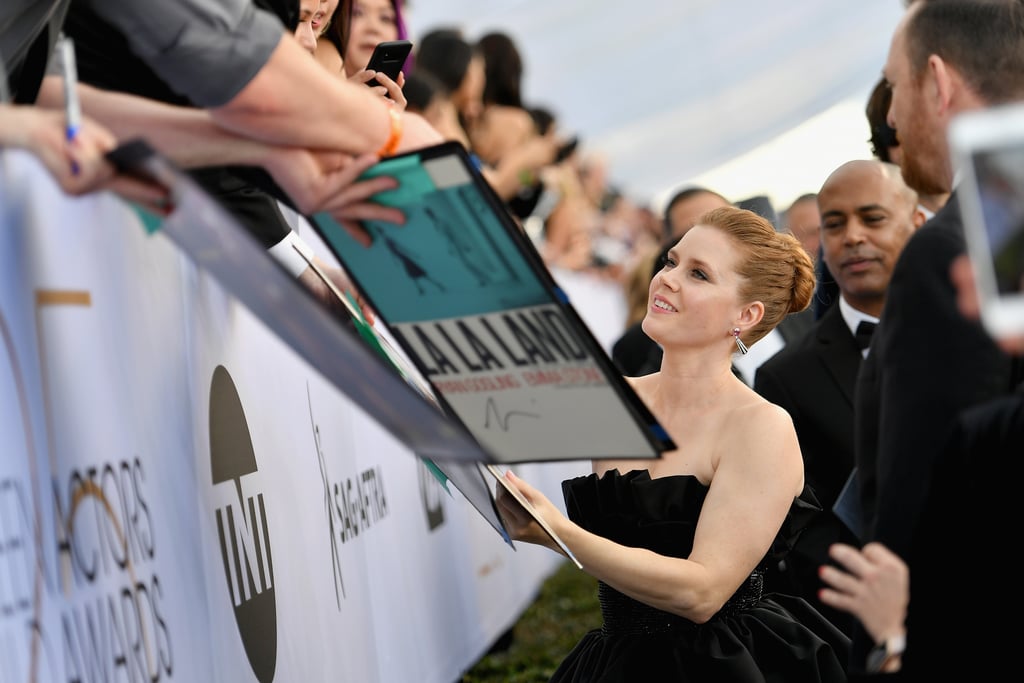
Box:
[949,101,1024,338]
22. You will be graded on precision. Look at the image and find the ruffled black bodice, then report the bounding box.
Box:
[562,469,822,569]
[549,469,849,683]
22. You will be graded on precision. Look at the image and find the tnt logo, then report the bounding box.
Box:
[209,366,277,683]
[215,484,273,607]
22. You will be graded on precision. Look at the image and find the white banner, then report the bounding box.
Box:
[0,153,212,683]
[0,150,586,683]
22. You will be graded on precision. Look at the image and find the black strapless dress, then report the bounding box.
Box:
[550,469,850,682]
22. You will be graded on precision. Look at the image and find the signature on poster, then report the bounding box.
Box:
[483,396,540,431]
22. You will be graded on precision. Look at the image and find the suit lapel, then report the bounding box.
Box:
[815,305,862,406]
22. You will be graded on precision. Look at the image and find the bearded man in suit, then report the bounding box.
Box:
[849,0,1024,673]
[856,0,1024,567]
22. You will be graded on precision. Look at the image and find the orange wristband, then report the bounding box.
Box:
[376,104,403,157]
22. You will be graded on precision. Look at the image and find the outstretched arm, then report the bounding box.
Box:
[0,103,168,207]
[210,34,440,155]
[75,1,440,155]
[35,76,406,221]
[497,402,804,624]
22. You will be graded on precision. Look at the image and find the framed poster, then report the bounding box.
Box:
[310,142,674,465]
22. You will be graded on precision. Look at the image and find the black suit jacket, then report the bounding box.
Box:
[756,303,861,506]
[754,303,861,635]
[854,192,1021,560]
[847,192,1024,671]
[901,389,1023,679]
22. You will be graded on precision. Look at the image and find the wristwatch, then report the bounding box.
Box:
[866,633,906,673]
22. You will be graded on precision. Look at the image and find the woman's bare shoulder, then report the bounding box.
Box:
[718,393,803,486]
[314,41,344,76]
[730,393,797,443]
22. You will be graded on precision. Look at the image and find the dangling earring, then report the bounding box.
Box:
[733,328,749,355]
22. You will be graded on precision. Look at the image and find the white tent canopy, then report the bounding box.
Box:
[406,1,906,212]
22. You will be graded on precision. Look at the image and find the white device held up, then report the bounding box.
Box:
[949,101,1024,338]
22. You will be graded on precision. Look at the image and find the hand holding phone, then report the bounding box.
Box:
[364,40,412,89]
[554,136,579,163]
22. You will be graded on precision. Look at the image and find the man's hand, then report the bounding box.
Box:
[818,542,908,646]
[261,148,406,245]
[951,254,1024,354]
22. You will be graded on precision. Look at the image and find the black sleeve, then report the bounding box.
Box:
[188,167,293,249]
[65,1,298,248]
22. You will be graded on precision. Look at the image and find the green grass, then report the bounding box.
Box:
[459,561,601,682]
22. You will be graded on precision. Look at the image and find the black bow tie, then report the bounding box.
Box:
[855,321,877,351]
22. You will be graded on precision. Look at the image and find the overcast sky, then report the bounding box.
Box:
[405,1,905,213]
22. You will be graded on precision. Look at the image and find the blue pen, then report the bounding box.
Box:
[59,35,81,175]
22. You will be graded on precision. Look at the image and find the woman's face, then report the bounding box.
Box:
[642,225,745,349]
[452,54,486,127]
[344,0,399,76]
[312,0,339,37]
[294,0,322,56]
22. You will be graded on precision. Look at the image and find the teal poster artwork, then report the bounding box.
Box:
[313,153,551,323]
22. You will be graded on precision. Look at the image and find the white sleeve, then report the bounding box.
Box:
[267,230,315,277]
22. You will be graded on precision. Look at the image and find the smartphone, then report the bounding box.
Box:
[554,136,579,163]
[949,101,1024,338]
[365,39,412,88]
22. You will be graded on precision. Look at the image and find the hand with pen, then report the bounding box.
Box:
[15,33,116,196]
[0,103,171,212]
[0,32,167,209]
[0,104,115,194]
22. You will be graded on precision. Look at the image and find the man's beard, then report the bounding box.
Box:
[900,143,950,198]
[897,99,951,197]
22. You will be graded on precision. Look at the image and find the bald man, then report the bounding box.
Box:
[754,160,924,636]
[783,193,822,262]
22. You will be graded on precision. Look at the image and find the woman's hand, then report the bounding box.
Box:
[349,71,407,111]
[261,148,405,245]
[29,108,117,195]
[297,255,376,324]
[495,471,566,553]
[1,105,172,211]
